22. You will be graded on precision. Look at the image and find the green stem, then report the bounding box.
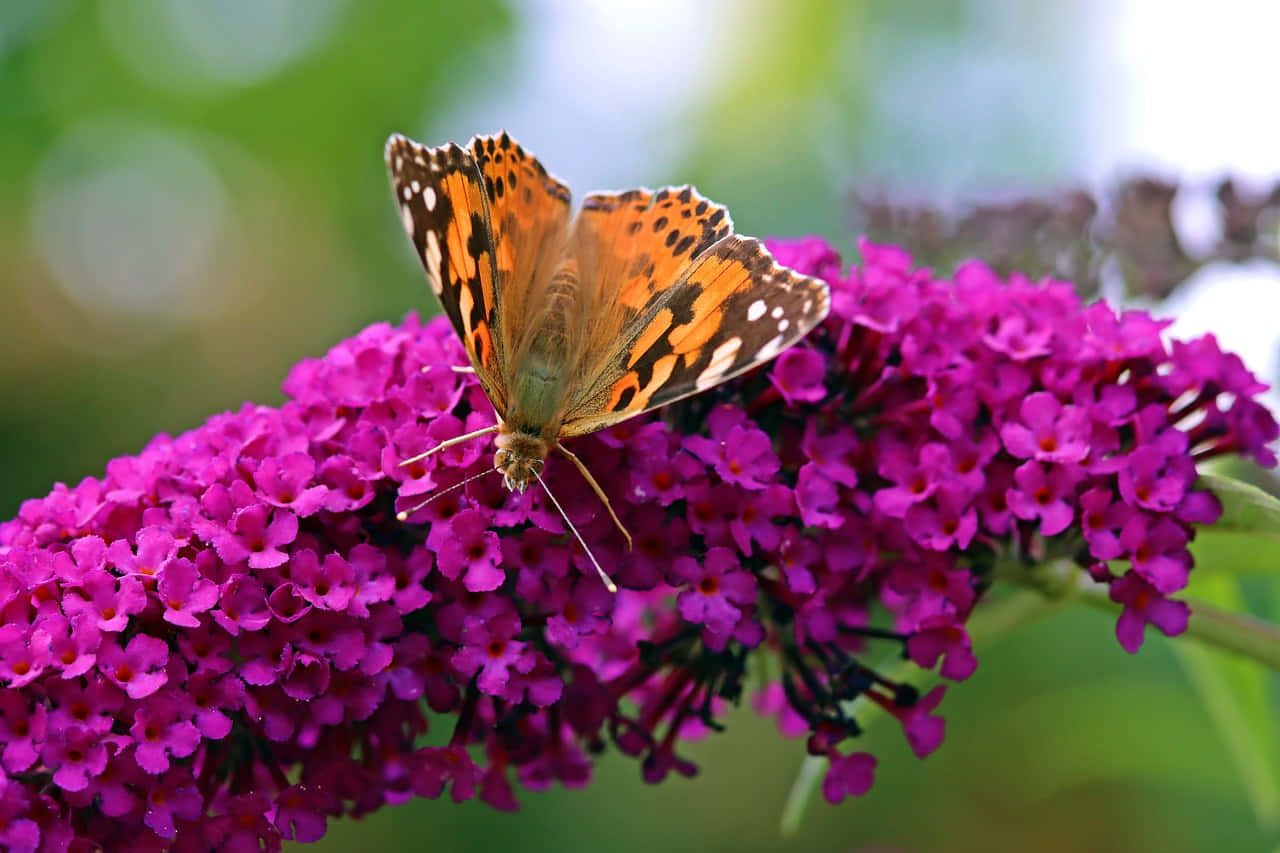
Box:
[998,559,1280,671]
[780,653,916,837]
[1075,582,1280,670]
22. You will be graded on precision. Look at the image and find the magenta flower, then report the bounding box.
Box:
[156,557,219,627]
[0,693,45,773]
[672,547,759,648]
[0,234,1273,848]
[906,618,978,680]
[874,442,953,517]
[1005,461,1082,535]
[129,689,201,773]
[141,769,203,838]
[451,611,535,698]
[1118,445,1194,512]
[1119,515,1193,593]
[770,347,828,404]
[1109,571,1192,652]
[41,724,109,792]
[686,407,781,490]
[1000,391,1092,463]
[97,634,170,699]
[0,777,41,853]
[432,508,504,591]
[214,503,298,569]
[64,569,147,632]
[821,751,877,804]
[254,451,330,515]
[107,526,178,578]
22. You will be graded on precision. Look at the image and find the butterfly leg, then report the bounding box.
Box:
[399,424,499,467]
[555,441,633,549]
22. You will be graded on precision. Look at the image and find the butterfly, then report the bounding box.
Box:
[385,131,831,590]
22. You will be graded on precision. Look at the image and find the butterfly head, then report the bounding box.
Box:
[493,429,550,493]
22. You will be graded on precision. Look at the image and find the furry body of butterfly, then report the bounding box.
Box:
[385,131,831,589]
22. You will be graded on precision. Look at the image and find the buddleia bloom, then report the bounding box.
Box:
[1,237,1274,850]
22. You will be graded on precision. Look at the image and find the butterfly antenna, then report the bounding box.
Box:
[395,467,501,522]
[534,470,618,594]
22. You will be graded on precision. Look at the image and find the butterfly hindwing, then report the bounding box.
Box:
[560,231,830,436]
[386,134,508,410]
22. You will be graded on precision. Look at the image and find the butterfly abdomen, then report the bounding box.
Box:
[504,261,581,438]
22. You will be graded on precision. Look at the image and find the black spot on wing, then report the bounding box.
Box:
[613,384,637,412]
[666,284,700,327]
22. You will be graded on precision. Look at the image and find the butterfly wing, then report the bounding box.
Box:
[464,133,573,365]
[559,187,830,436]
[385,132,571,414]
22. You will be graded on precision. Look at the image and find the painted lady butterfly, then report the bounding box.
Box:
[385,132,830,589]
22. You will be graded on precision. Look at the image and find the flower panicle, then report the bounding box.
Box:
[0,235,1274,850]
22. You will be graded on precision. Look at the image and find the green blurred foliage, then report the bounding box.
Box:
[1,2,1275,851]
[0,0,512,516]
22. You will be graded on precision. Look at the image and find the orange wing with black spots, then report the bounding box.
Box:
[385,132,572,416]
[559,223,830,437]
[466,133,573,364]
[571,185,733,324]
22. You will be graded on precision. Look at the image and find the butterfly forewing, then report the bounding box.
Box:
[466,133,573,369]
[573,186,732,316]
[385,134,509,410]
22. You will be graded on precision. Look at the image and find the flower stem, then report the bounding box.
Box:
[997,559,1280,670]
[1075,582,1280,670]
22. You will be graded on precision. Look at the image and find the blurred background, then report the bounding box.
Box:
[2,1,1279,850]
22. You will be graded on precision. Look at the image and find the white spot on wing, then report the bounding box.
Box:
[423,186,437,211]
[754,333,786,362]
[747,299,767,322]
[695,336,743,390]
[778,319,790,332]
[771,305,784,319]
[424,230,444,295]
[400,203,413,235]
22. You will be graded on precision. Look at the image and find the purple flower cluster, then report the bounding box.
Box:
[1,237,1274,849]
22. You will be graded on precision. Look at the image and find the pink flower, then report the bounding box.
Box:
[0,234,1271,847]
[98,634,170,699]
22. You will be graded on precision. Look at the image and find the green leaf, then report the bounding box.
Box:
[1175,574,1280,831]
[1189,474,1280,578]
[1190,530,1280,577]
[1199,473,1280,540]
